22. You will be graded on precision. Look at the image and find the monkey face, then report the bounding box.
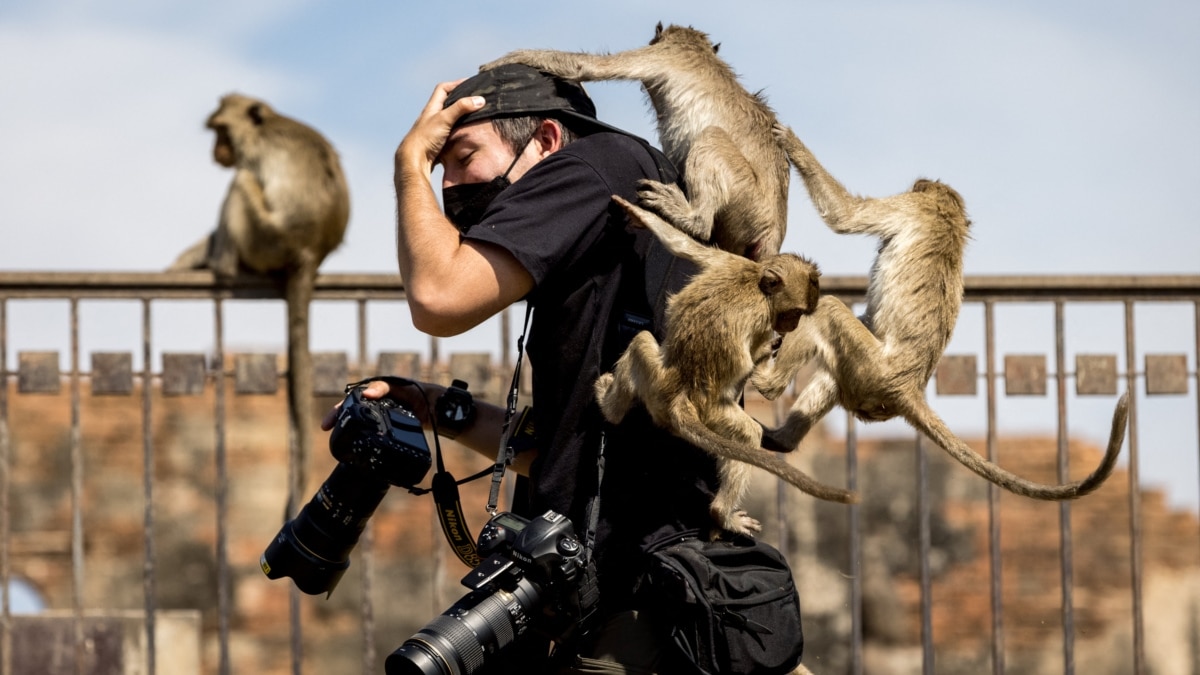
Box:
[760,254,820,334]
[774,309,804,334]
[211,126,235,167]
[206,94,275,168]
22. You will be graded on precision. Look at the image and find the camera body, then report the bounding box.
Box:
[261,385,432,596]
[329,385,432,488]
[387,510,600,675]
[469,510,597,629]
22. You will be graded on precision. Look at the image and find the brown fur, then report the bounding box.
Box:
[482,22,788,260]
[169,94,350,515]
[595,196,856,538]
[755,124,1128,500]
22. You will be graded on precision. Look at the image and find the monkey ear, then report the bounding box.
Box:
[759,269,783,295]
[247,104,265,126]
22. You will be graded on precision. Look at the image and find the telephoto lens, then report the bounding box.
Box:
[385,576,542,675]
[261,385,432,596]
[260,463,389,596]
[387,510,593,675]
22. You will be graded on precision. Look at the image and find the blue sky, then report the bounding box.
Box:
[2,1,1196,277]
[1,2,1198,509]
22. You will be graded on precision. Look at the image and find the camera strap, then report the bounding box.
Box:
[363,303,531,569]
[583,430,606,561]
[425,413,490,569]
[343,375,491,568]
[486,302,534,514]
[423,391,490,568]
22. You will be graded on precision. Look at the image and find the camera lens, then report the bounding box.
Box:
[386,578,541,675]
[260,463,390,596]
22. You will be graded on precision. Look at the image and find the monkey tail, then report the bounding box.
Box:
[903,392,1129,500]
[284,262,318,518]
[669,399,858,504]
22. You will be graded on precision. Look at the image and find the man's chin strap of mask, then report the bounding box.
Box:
[442,133,535,232]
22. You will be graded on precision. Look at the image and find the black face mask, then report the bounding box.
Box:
[442,175,512,232]
[442,137,533,232]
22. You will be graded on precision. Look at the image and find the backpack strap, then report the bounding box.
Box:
[606,139,694,363]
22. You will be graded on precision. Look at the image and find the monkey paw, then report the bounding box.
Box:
[722,511,762,538]
[593,372,635,424]
[751,370,789,401]
[593,372,614,398]
[635,180,698,234]
[479,51,531,71]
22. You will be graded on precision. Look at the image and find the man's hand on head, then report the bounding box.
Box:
[396,79,485,174]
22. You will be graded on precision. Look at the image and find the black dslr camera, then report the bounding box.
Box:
[260,385,432,596]
[386,510,600,675]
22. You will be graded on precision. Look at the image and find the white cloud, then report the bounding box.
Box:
[0,18,304,271]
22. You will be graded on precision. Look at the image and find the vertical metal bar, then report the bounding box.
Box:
[0,298,10,675]
[1123,300,1145,674]
[917,432,933,675]
[846,411,863,675]
[289,576,303,671]
[357,298,377,675]
[357,299,369,376]
[430,320,444,614]
[1054,301,1075,674]
[984,301,1004,674]
[1195,301,1200,566]
[286,303,303,675]
[1195,302,1200,675]
[429,335,440,377]
[141,299,157,675]
[289,471,302,668]
[500,305,512,373]
[773,396,788,553]
[70,298,84,675]
[432,501,445,617]
[214,298,232,675]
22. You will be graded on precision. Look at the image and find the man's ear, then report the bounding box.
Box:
[533,118,564,158]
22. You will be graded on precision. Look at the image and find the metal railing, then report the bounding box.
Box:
[0,271,1197,675]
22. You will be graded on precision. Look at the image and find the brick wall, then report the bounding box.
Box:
[4,379,1197,674]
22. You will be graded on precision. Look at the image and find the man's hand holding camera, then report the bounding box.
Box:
[320,378,534,476]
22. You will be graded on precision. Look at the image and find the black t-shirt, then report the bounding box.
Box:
[463,132,720,607]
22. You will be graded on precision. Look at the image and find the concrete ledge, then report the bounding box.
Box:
[3,610,201,675]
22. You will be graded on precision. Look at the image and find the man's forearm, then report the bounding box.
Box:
[393,170,506,335]
[393,143,458,291]
[442,399,533,476]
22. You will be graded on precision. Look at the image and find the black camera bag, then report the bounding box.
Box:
[640,533,804,675]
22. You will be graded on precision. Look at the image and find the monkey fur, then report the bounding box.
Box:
[753,123,1128,501]
[170,94,350,515]
[595,195,856,538]
[482,22,789,261]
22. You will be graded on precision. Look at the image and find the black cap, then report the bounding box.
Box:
[444,63,630,136]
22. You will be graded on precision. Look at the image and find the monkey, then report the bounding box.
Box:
[751,123,1129,501]
[481,22,789,261]
[595,195,857,538]
[169,93,350,516]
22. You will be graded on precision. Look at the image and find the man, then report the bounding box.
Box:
[332,65,722,672]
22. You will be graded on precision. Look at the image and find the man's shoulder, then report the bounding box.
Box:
[557,132,660,168]
[549,131,677,190]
